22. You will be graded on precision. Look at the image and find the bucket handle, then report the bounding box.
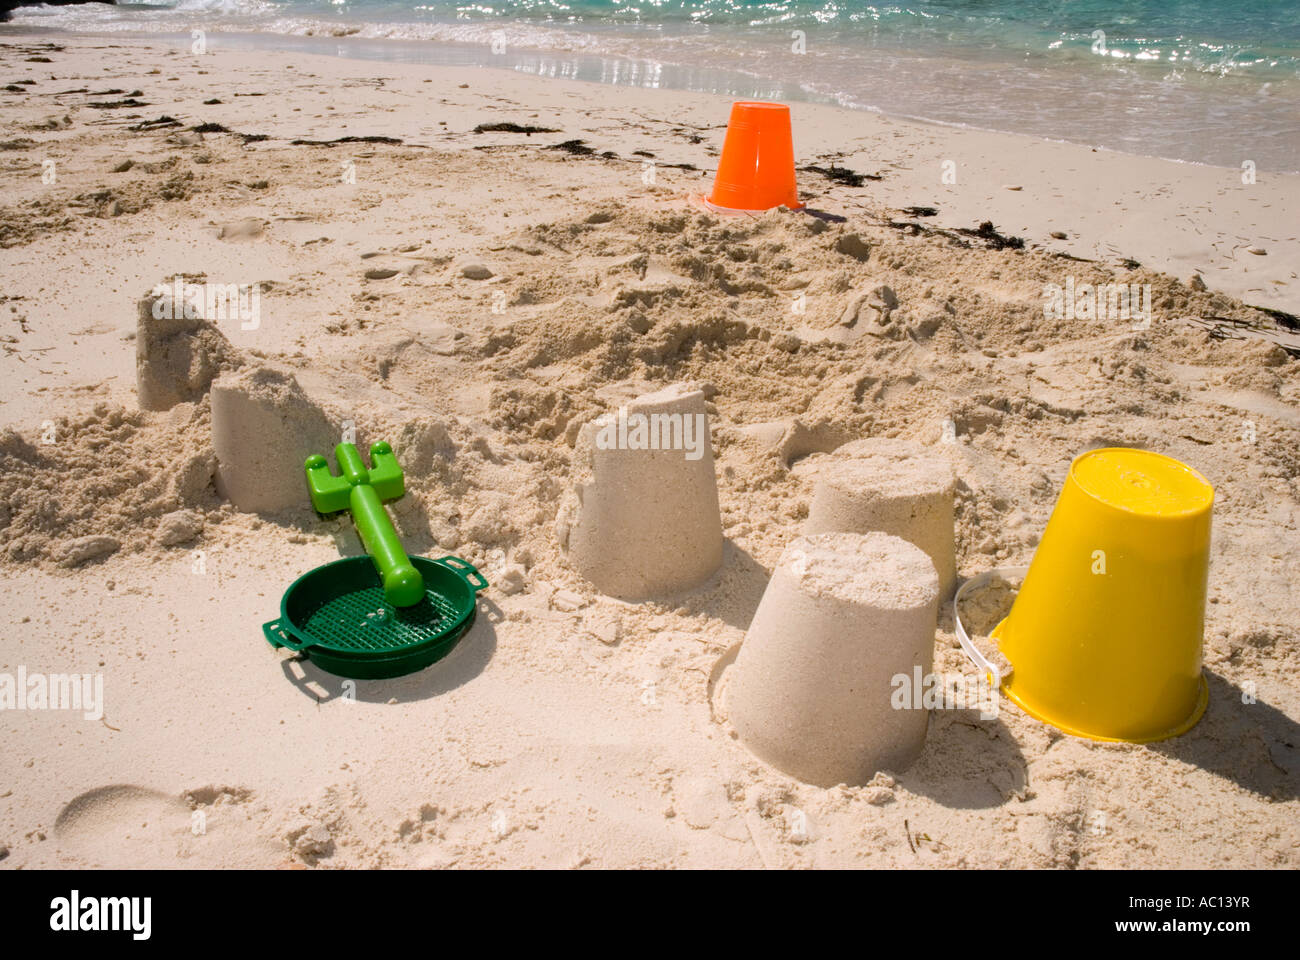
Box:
[953,566,1028,686]
[434,555,489,593]
[263,618,308,652]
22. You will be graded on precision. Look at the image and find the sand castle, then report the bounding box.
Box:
[210,367,337,515]
[135,281,341,518]
[135,286,242,411]
[725,532,940,787]
[557,383,723,599]
[805,439,957,599]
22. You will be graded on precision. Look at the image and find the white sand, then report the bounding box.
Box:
[0,35,1297,869]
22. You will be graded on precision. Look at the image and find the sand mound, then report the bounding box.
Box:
[0,402,218,565]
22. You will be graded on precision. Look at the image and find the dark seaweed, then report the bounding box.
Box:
[290,135,403,146]
[128,116,182,131]
[800,164,880,187]
[88,98,149,109]
[473,122,559,135]
[955,220,1024,250]
[546,139,596,156]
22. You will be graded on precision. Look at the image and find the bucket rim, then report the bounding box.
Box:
[729,100,791,112]
[699,195,806,215]
[998,666,1209,744]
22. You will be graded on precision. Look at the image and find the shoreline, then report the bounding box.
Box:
[4,23,1299,174]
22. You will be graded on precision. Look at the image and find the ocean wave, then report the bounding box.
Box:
[12,4,1298,83]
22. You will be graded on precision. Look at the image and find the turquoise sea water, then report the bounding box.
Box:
[8,0,1300,168]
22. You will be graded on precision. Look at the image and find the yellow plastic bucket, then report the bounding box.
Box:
[985,448,1214,743]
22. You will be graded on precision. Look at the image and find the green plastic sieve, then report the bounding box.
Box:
[263,554,488,680]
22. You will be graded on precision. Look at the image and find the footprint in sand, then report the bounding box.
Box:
[54,784,192,867]
[217,217,266,241]
[54,783,279,868]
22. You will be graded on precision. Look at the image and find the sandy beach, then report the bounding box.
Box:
[0,32,1297,869]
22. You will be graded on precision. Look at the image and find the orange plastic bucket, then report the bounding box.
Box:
[707,101,803,212]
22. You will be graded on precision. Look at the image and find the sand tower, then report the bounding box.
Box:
[725,532,939,787]
[136,287,241,411]
[210,366,337,514]
[557,383,723,599]
[804,439,957,599]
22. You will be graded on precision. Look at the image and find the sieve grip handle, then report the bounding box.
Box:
[953,566,1029,685]
[434,555,489,592]
[263,618,308,652]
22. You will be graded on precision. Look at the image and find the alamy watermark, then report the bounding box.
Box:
[151,275,260,330]
[0,667,103,721]
[592,406,709,461]
[50,890,150,940]
[1044,277,1151,325]
[891,667,999,720]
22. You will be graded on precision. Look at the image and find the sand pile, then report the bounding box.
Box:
[460,206,1297,580]
[0,401,218,565]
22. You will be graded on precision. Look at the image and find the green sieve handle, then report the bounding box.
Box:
[433,555,490,593]
[263,618,308,652]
